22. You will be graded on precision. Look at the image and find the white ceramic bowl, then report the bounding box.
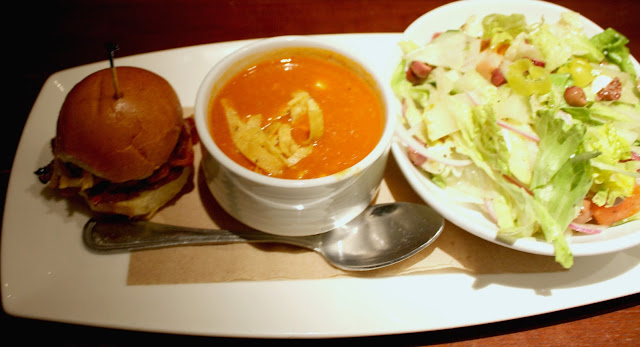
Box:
[194,35,395,236]
[391,0,640,256]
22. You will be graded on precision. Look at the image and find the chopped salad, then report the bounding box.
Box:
[391,12,640,268]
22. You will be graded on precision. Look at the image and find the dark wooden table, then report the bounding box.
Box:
[3,0,639,345]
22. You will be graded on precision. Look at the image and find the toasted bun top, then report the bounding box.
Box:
[55,67,183,183]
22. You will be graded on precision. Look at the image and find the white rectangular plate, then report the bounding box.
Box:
[2,33,639,338]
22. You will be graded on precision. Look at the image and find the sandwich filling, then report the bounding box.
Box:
[36,117,198,206]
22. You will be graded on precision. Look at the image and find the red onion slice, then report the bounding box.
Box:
[496,119,540,142]
[569,222,607,234]
[395,127,472,167]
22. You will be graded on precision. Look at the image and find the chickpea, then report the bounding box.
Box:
[564,86,587,107]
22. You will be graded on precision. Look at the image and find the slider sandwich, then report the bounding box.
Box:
[36,66,197,218]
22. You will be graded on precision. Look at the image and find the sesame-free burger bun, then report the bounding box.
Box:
[55,66,183,183]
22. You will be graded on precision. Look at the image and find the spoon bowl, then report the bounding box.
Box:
[83,202,444,271]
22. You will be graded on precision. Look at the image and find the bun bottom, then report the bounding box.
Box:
[81,166,193,219]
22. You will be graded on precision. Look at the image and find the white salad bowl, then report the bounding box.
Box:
[390,0,640,257]
[195,35,395,236]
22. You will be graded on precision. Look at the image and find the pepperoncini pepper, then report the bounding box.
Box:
[506,58,552,96]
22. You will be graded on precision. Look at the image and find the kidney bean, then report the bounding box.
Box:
[564,86,587,106]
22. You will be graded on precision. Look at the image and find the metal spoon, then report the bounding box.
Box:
[82,202,444,271]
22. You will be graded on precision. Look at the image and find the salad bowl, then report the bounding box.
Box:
[390,0,640,264]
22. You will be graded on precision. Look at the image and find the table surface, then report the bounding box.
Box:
[3,0,639,345]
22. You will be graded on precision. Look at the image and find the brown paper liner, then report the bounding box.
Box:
[127,109,564,285]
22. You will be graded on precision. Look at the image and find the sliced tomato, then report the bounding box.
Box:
[591,184,640,226]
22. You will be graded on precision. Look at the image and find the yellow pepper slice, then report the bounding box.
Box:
[506,58,552,96]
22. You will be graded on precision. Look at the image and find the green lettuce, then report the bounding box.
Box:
[591,28,637,82]
[584,123,639,206]
[529,12,609,72]
[556,12,605,62]
[482,13,527,47]
[529,111,597,268]
[530,24,573,72]
[405,31,478,71]
[533,151,596,268]
[530,110,588,189]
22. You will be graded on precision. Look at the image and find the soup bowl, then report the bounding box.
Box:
[194,35,395,236]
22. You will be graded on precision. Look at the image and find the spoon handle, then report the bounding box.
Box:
[83,218,314,252]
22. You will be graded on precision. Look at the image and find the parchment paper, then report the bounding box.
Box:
[128,110,563,285]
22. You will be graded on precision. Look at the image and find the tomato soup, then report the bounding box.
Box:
[208,47,385,179]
